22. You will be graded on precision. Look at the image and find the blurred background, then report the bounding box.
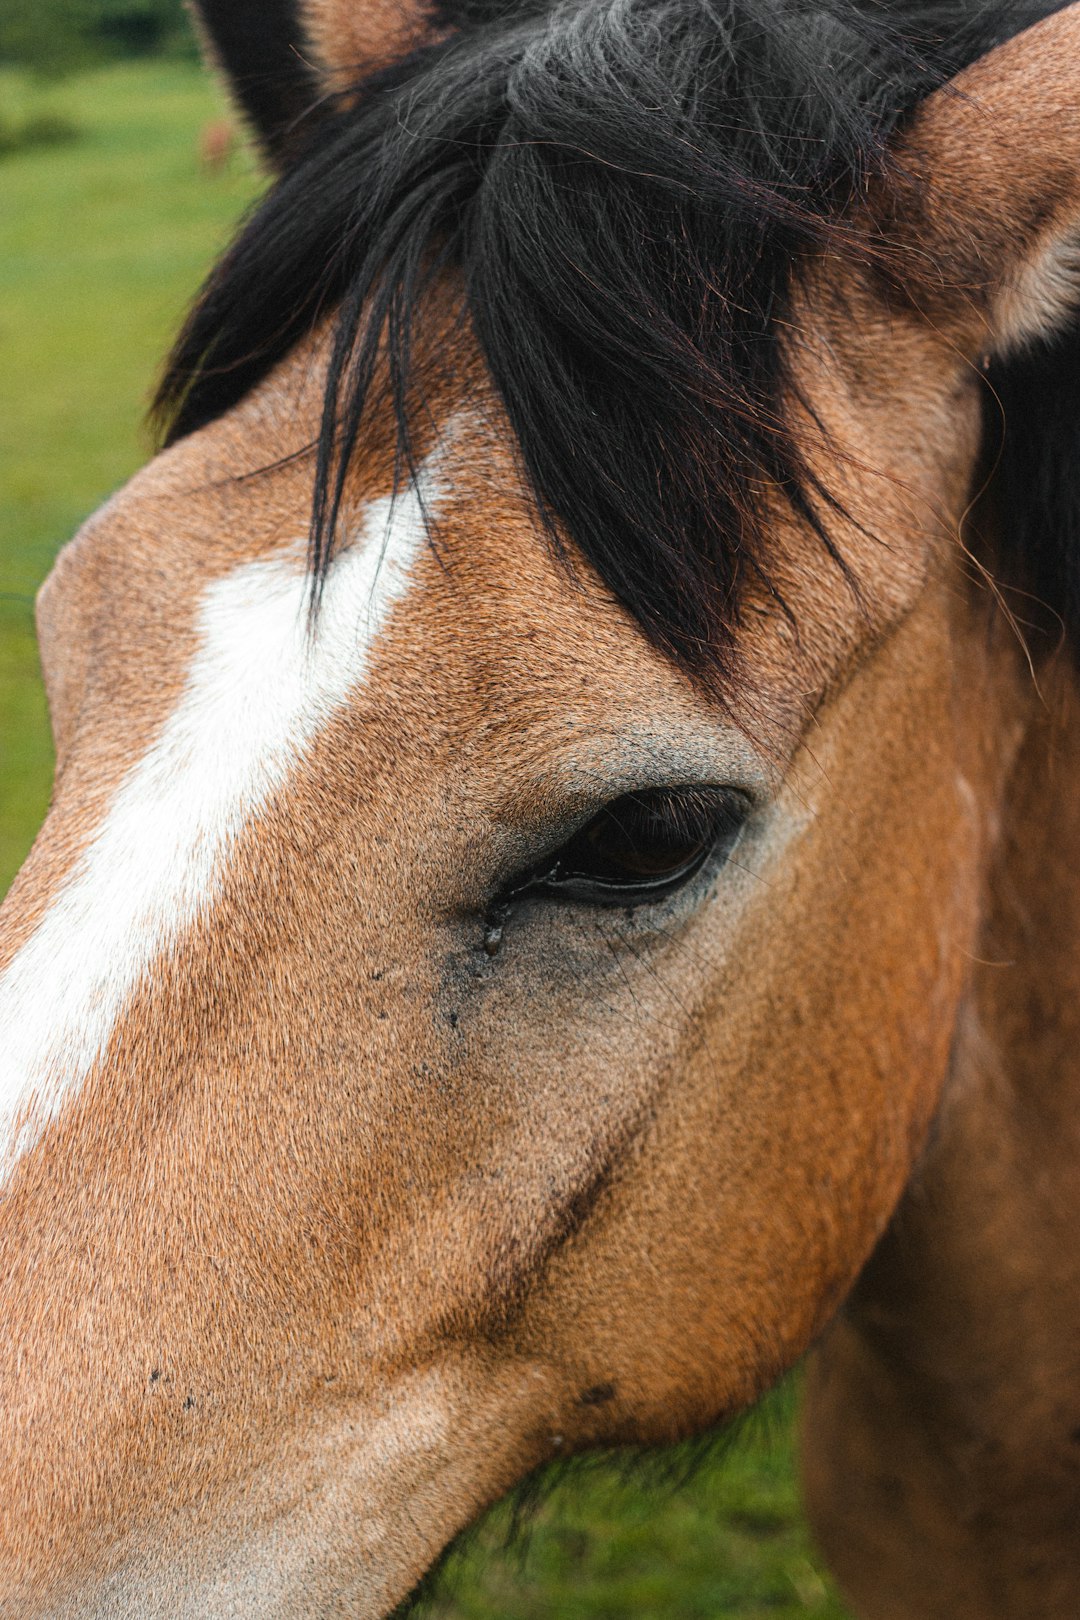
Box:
[0,6,852,1614]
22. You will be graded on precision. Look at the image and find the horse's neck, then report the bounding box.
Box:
[802,651,1080,1620]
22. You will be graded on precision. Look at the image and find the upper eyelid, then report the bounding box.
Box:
[521,785,719,868]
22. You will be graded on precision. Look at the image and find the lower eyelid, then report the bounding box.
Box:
[530,836,718,907]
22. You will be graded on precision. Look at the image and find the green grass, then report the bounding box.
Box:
[0,59,853,1619]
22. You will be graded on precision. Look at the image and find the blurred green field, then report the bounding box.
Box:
[0,59,852,1619]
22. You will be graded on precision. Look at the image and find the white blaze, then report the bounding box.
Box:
[0,483,430,1178]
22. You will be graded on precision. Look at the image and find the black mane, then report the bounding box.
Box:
[155,0,1071,680]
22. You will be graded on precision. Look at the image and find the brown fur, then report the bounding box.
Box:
[4,7,1080,1616]
[303,0,447,95]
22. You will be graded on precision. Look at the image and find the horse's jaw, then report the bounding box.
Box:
[17,1358,554,1620]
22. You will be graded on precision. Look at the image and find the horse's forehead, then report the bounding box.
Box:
[40,309,956,774]
[40,403,687,748]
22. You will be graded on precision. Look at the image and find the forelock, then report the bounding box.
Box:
[154,0,1067,683]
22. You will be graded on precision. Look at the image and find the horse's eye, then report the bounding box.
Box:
[513,786,750,907]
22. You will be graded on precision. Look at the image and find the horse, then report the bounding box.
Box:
[198,117,235,175]
[3,0,1080,1613]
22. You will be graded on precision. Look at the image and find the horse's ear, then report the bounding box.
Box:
[887,2,1080,658]
[187,0,320,167]
[301,0,450,96]
[188,0,447,166]
[892,2,1080,360]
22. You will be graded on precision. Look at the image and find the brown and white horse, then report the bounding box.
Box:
[4,0,1080,1615]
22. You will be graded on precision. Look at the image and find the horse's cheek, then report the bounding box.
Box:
[511,583,993,1443]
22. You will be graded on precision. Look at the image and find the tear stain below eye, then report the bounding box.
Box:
[482,902,511,957]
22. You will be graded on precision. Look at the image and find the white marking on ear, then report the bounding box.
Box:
[0,479,434,1180]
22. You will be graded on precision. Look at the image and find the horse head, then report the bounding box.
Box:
[4,2,1080,1614]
